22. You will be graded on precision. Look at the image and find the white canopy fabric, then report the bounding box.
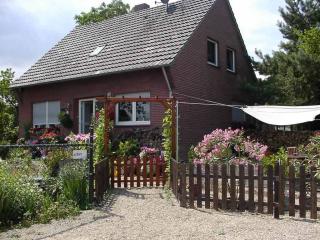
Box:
[241,105,320,126]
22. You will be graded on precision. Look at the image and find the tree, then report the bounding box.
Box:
[75,0,130,26]
[253,0,320,105]
[278,0,320,51]
[0,69,18,144]
[298,27,320,57]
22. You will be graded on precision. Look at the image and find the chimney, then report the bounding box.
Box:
[132,3,150,12]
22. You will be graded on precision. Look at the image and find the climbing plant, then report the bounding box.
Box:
[93,109,105,164]
[162,106,173,183]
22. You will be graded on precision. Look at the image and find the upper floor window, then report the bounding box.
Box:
[33,101,60,127]
[116,92,151,126]
[207,39,218,66]
[226,48,236,72]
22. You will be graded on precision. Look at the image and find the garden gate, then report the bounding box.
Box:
[94,97,176,201]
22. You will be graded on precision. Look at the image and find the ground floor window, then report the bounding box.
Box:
[33,101,60,128]
[79,98,103,133]
[116,92,151,126]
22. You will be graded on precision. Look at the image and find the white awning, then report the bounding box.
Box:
[241,105,320,126]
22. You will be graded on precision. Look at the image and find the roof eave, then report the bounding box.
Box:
[11,63,171,89]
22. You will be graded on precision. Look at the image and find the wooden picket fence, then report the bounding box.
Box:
[109,156,167,188]
[172,159,319,219]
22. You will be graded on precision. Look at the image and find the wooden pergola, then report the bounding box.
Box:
[96,96,177,159]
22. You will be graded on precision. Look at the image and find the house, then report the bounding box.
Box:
[12,0,255,159]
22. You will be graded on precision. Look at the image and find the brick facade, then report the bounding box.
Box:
[18,68,169,134]
[17,0,254,160]
[169,0,254,159]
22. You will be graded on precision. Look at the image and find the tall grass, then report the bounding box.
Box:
[0,162,81,228]
[0,164,44,227]
[59,162,89,210]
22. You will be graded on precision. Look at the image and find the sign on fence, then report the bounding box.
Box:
[72,150,87,160]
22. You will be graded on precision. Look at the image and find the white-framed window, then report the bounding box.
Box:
[79,98,103,133]
[226,48,236,72]
[33,101,60,127]
[115,92,151,126]
[207,39,219,66]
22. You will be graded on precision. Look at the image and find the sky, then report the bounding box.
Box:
[0,0,286,78]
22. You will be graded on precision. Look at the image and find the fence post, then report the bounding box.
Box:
[180,163,187,208]
[274,161,280,219]
[299,165,306,218]
[310,166,318,220]
[88,126,94,204]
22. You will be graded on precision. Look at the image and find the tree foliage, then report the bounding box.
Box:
[298,27,320,57]
[252,0,320,105]
[0,69,18,143]
[75,0,130,26]
[278,0,320,51]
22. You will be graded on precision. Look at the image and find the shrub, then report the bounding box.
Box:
[45,149,72,177]
[0,164,44,227]
[0,162,81,228]
[58,111,73,129]
[59,162,89,210]
[190,128,268,165]
[262,147,288,168]
[297,132,320,177]
[37,196,79,224]
[117,139,139,157]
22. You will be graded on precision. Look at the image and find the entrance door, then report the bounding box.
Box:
[79,99,95,133]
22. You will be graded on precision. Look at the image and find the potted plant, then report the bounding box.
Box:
[59,111,73,129]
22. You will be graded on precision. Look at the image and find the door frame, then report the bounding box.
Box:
[78,98,96,133]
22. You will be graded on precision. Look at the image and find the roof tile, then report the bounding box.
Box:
[12,0,215,87]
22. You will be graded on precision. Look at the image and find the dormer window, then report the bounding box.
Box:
[207,39,218,66]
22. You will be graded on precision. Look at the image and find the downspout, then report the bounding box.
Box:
[161,66,178,160]
[161,67,172,97]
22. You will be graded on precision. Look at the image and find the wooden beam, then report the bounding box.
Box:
[104,100,110,155]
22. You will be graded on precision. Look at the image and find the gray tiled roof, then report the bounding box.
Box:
[12,0,215,87]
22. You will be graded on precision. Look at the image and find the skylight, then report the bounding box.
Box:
[90,45,106,57]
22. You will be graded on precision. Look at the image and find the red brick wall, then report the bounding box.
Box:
[18,68,168,135]
[170,0,254,160]
[17,0,254,160]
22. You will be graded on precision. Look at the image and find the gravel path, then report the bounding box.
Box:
[1,188,320,240]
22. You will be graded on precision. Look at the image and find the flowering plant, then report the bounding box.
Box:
[191,128,268,165]
[139,147,159,159]
[65,132,90,144]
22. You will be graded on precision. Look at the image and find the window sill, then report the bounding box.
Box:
[115,121,151,127]
[227,68,236,74]
[207,61,219,68]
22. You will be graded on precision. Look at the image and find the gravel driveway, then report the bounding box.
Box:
[1,188,320,240]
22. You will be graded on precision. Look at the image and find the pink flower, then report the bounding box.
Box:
[192,128,268,165]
